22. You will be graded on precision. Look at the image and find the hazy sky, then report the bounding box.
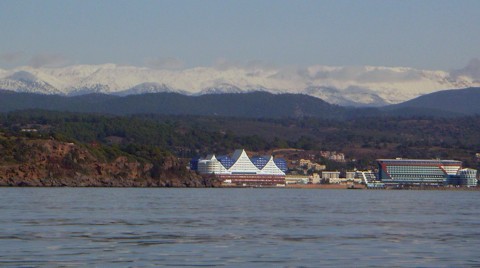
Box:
[0,0,479,70]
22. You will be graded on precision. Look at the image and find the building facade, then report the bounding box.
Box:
[321,171,341,184]
[355,170,385,188]
[193,149,286,186]
[377,159,465,186]
[448,168,478,187]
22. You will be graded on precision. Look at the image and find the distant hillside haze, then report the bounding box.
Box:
[0,91,347,119]
[1,64,479,106]
[1,88,479,118]
[384,87,480,116]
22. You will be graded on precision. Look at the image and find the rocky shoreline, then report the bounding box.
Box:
[0,175,221,188]
[1,137,477,189]
[0,138,221,187]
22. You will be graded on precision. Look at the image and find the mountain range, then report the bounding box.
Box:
[0,90,344,118]
[1,87,479,118]
[385,87,480,116]
[1,63,479,106]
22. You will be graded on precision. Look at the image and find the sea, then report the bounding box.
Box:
[0,188,479,267]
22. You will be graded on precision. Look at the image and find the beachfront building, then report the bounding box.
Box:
[377,158,464,186]
[285,175,310,185]
[193,149,286,187]
[448,168,478,187]
[354,170,385,188]
[321,171,341,184]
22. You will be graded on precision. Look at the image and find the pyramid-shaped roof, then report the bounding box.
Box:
[229,149,259,174]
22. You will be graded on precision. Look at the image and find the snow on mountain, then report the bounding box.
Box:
[304,86,390,107]
[0,70,62,94]
[0,63,479,106]
[198,83,249,95]
[116,82,185,96]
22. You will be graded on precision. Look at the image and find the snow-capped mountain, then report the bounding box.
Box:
[0,63,479,106]
[0,70,62,94]
[115,82,186,96]
[198,83,252,95]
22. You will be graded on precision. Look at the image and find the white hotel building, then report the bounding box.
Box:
[197,149,286,186]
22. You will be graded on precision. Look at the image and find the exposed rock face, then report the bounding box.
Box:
[0,138,221,187]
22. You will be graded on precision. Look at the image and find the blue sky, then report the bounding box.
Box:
[0,0,479,70]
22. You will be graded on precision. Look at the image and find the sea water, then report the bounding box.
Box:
[0,188,479,267]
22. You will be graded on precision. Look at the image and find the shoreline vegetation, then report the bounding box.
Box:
[1,110,479,189]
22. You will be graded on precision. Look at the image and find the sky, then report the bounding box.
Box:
[0,0,479,71]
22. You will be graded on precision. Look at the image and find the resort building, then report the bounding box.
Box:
[285,175,310,185]
[377,158,477,186]
[321,171,341,184]
[192,149,287,187]
[448,168,478,187]
[354,170,385,188]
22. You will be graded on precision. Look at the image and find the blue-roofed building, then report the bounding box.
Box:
[195,149,286,187]
[217,155,235,169]
[189,158,199,171]
[251,156,269,169]
[274,158,288,173]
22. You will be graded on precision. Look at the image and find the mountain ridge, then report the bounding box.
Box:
[1,88,479,118]
[384,87,480,116]
[1,63,479,106]
[0,90,346,118]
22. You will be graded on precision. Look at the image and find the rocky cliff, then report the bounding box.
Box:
[0,136,220,187]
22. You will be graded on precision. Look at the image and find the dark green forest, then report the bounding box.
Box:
[1,110,480,170]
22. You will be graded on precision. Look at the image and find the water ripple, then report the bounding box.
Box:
[0,188,479,267]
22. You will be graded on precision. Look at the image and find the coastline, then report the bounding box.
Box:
[0,185,478,190]
[285,183,480,191]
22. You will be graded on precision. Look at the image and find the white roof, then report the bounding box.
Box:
[204,154,217,161]
[229,149,260,174]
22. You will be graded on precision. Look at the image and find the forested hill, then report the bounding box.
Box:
[2,88,480,118]
[2,110,480,169]
[383,87,480,116]
[0,90,347,119]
